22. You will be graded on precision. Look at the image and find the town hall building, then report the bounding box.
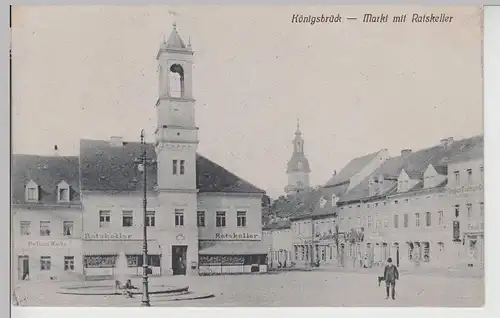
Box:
[12,23,268,282]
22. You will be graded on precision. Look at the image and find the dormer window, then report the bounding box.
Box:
[25,180,39,202]
[57,181,70,203]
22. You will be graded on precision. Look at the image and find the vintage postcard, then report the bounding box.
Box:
[10,5,484,307]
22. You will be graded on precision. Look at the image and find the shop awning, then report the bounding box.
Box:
[199,241,268,256]
[83,240,161,256]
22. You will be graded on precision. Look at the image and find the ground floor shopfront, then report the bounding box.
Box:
[198,241,268,275]
[13,238,83,282]
[291,235,481,270]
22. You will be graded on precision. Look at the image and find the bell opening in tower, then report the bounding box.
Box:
[169,63,185,98]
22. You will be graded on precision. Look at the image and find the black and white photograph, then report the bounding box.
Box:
[10,5,485,308]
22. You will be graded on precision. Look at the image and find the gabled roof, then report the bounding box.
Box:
[339,156,406,203]
[324,150,382,187]
[447,135,483,164]
[79,139,265,194]
[11,155,81,205]
[338,135,483,203]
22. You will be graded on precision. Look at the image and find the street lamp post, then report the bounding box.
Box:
[134,129,153,307]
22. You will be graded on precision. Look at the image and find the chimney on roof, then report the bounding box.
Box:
[401,149,412,157]
[333,170,337,175]
[440,138,448,148]
[110,136,124,147]
[53,145,59,156]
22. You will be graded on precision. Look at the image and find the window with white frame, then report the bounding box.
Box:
[122,210,133,227]
[197,211,206,227]
[216,211,226,227]
[480,166,484,182]
[40,221,51,236]
[415,213,420,227]
[175,209,184,226]
[467,169,473,184]
[99,210,111,228]
[20,221,31,236]
[172,160,178,175]
[454,171,460,185]
[425,212,431,227]
[393,214,399,228]
[479,202,484,217]
[146,210,156,227]
[467,203,473,219]
[454,205,460,218]
[404,214,409,228]
[57,181,70,202]
[438,211,444,226]
[367,216,372,228]
[180,160,185,175]
[40,256,51,271]
[237,211,247,227]
[64,256,75,271]
[383,219,388,228]
[26,180,39,202]
[63,221,73,236]
[375,219,380,229]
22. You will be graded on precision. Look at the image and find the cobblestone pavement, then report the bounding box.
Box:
[14,271,484,307]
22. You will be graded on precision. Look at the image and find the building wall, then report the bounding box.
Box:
[12,206,83,282]
[267,228,293,268]
[291,219,313,265]
[197,193,263,241]
[81,191,199,276]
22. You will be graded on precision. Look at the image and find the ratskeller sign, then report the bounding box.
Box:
[214,233,261,240]
[84,232,134,240]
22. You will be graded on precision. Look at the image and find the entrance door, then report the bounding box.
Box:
[172,245,187,276]
[18,256,29,280]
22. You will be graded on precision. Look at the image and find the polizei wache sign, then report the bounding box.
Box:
[214,233,262,241]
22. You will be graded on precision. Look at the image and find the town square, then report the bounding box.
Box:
[10,6,485,308]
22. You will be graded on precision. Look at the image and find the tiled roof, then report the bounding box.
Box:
[447,135,484,164]
[80,139,265,194]
[12,155,81,205]
[263,219,292,230]
[338,135,483,203]
[324,150,382,187]
[338,156,406,203]
[310,184,347,217]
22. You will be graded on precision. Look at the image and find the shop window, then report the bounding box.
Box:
[180,160,185,175]
[64,256,75,271]
[466,203,473,219]
[128,255,161,267]
[40,256,51,271]
[423,242,430,262]
[84,255,116,268]
[454,205,460,218]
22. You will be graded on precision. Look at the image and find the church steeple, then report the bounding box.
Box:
[285,120,311,195]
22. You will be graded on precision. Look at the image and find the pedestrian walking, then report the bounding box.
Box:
[383,258,399,300]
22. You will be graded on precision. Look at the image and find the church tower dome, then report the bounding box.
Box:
[285,120,311,195]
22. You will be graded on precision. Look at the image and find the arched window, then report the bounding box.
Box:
[169,63,184,98]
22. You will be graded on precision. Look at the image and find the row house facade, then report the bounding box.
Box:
[284,135,484,270]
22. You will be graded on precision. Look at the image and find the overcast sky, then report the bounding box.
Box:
[11,5,483,199]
